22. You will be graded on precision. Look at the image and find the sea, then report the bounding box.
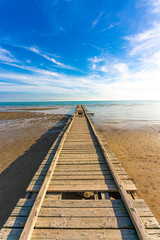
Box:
[1,100,160,127]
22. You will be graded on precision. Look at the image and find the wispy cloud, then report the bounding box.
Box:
[1,42,76,71]
[0,61,60,77]
[0,47,17,63]
[136,0,160,13]
[124,23,160,56]
[91,11,104,29]
[25,46,76,70]
[108,22,120,29]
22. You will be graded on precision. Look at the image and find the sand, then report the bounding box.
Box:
[0,111,70,228]
[97,123,160,224]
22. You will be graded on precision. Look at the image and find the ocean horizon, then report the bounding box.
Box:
[0,100,160,106]
[1,100,160,125]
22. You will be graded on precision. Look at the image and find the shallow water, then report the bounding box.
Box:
[86,102,160,128]
[1,101,160,127]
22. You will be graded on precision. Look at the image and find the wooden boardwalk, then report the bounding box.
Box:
[0,105,160,239]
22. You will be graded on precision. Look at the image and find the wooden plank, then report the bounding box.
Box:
[31,175,113,184]
[31,179,115,185]
[38,207,128,217]
[55,164,109,171]
[52,174,113,180]
[3,211,157,231]
[59,154,102,157]
[42,199,125,208]
[27,184,118,192]
[16,199,34,207]
[60,150,101,153]
[62,147,98,149]
[57,160,106,164]
[35,216,133,229]
[4,217,27,228]
[28,182,136,192]
[58,157,104,160]
[12,202,154,218]
[31,229,139,240]
[49,179,129,185]
[53,170,114,176]
[11,207,32,217]
[32,173,112,180]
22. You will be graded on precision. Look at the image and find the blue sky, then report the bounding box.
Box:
[0,0,160,101]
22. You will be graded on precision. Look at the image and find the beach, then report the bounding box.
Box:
[97,122,160,224]
[0,110,70,228]
[0,104,160,229]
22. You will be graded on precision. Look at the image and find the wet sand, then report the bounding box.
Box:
[97,123,160,224]
[7,107,59,111]
[0,111,70,228]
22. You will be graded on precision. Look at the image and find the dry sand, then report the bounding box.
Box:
[0,111,70,228]
[98,123,160,224]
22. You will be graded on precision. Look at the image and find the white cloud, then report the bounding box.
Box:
[137,0,160,13]
[4,43,76,70]
[108,22,120,29]
[124,23,160,56]
[91,11,104,29]
[26,46,75,70]
[0,47,17,63]
[0,61,60,77]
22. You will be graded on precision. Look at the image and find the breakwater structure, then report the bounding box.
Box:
[0,105,160,239]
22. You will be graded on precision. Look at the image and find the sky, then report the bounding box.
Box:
[0,0,160,101]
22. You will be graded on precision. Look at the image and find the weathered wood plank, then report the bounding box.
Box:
[53,170,119,176]
[31,179,115,185]
[55,164,109,171]
[51,174,113,180]
[57,160,106,164]
[4,217,27,228]
[35,216,133,229]
[16,199,34,207]
[27,184,118,192]
[11,207,32,217]
[58,154,103,158]
[12,203,154,218]
[42,199,125,208]
[38,207,128,217]
[31,229,139,240]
